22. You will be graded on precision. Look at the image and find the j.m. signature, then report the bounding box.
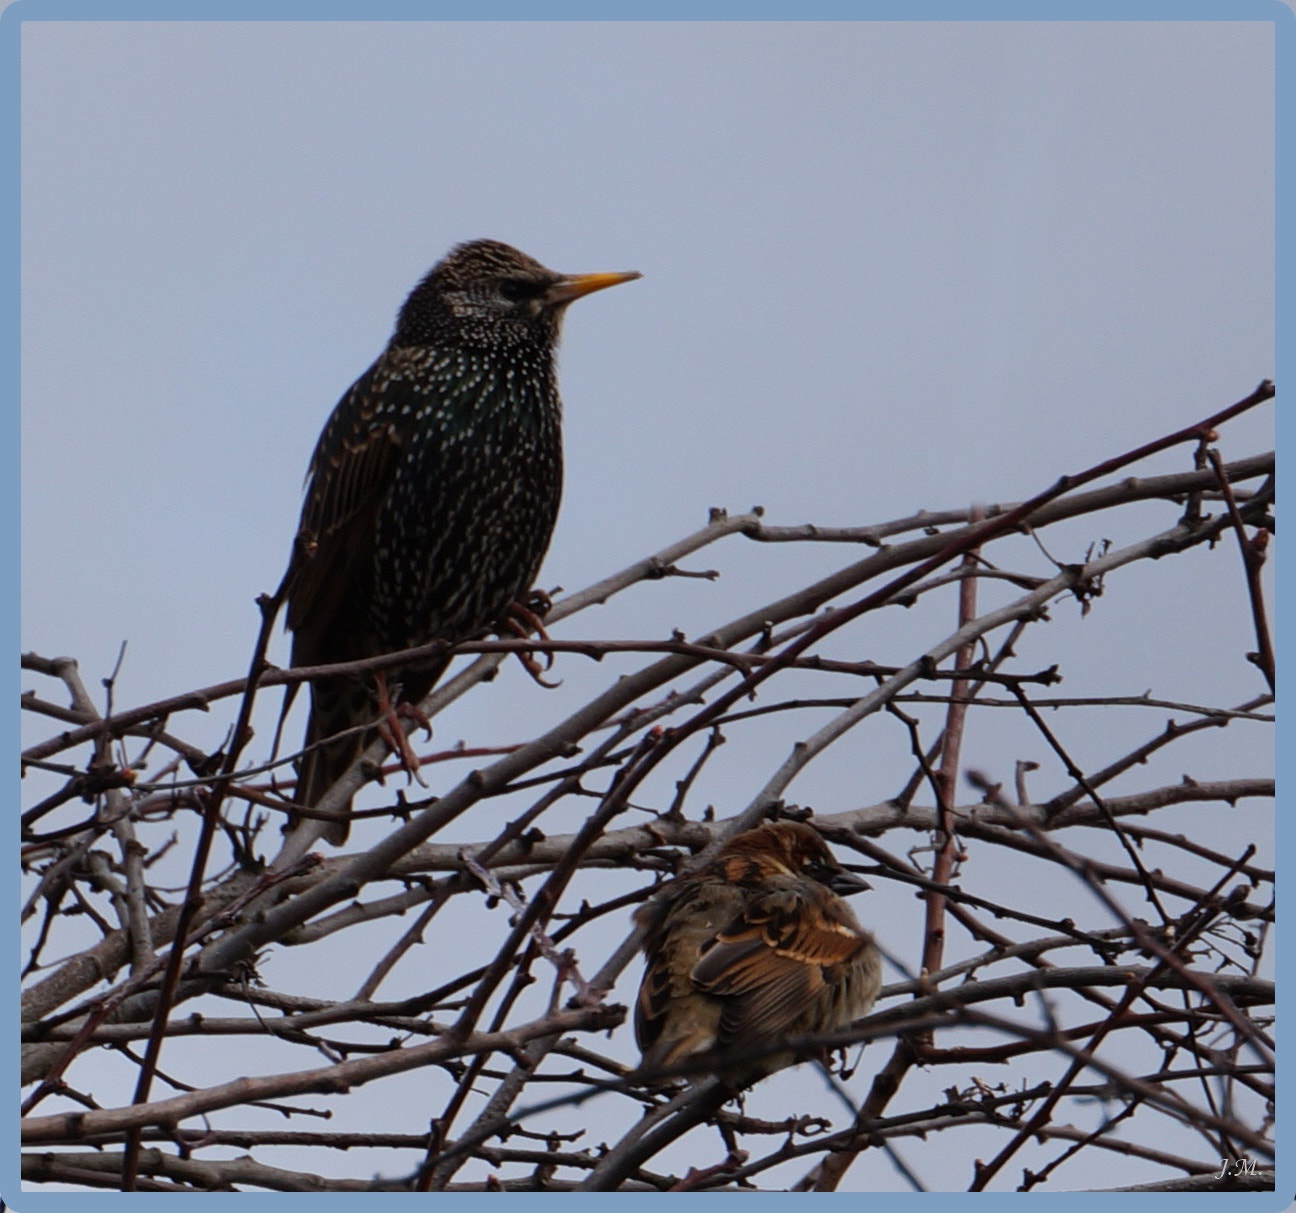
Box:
[1216,1157,1257,1180]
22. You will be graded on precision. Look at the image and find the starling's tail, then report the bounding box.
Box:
[294,659,452,846]
[295,675,374,846]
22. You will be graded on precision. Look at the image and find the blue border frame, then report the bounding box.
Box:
[6,3,1286,1209]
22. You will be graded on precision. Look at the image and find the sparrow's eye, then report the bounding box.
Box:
[498,278,541,303]
[804,859,835,883]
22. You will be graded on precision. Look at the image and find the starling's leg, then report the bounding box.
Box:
[373,671,430,787]
[503,597,560,687]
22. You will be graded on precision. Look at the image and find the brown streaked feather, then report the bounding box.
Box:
[634,879,737,1067]
[693,876,866,1043]
[693,934,821,1042]
[723,881,867,965]
[633,821,882,1086]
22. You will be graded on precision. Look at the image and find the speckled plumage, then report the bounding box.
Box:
[285,240,639,843]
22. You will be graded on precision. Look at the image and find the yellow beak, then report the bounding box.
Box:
[546,269,642,306]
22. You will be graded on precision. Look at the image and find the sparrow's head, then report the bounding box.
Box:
[717,821,871,896]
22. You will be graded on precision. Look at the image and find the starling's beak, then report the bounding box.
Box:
[547,269,642,307]
[829,869,873,896]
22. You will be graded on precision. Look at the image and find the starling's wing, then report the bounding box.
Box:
[285,348,424,841]
[285,349,414,656]
[691,879,868,1045]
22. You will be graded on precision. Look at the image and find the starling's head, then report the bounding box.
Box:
[718,821,871,896]
[394,239,640,350]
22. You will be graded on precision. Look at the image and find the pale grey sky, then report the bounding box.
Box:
[21,21,1273,701]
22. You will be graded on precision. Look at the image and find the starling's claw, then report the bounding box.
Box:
[376,716,428,787]
[516,648,562,689]
[374,671,429,788]
[503,597,560,686]
[393,698,434,739]
[505,598,554,656]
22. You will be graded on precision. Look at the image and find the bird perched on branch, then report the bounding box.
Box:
[634,820,882,1088]
[284,240,640,843]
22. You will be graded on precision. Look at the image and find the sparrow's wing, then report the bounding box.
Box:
[285,349,414,657]
[692,879,868,1043]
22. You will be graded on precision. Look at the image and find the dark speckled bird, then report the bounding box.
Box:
[285,240,640,844]
[634,821,882,1088]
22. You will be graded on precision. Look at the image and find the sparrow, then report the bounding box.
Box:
[633,820,882,1088]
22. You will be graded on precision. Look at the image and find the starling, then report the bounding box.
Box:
[285,240,640,843]
[634,821,882,1087]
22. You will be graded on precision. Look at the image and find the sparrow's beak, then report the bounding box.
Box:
[829,869,873,896]
[547,269,642,306]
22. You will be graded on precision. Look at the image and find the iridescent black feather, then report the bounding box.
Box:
[285,240,639,842]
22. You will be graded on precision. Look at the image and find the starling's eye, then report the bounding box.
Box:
[498,279,541,303]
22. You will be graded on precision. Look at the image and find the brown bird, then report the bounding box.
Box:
[634,820,882,1088]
